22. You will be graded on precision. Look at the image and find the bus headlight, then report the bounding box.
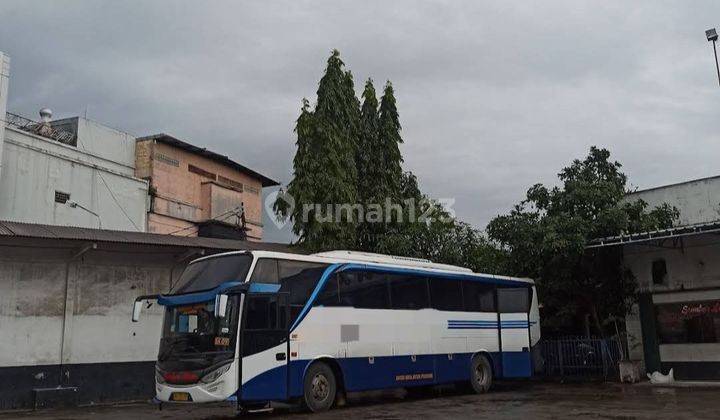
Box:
[200,363,232,384]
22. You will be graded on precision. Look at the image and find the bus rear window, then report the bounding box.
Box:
[498,287,531,313]
[172,254,253,294]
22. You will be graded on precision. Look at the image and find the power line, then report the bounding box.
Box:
[75,137,142,231]
[166,205,244,236]
[180,208,245,237]
[97,170,142,231]
[166,206,239,235]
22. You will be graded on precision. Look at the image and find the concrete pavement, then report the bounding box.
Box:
[1,381,717,419]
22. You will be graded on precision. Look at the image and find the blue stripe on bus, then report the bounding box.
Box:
[289,263,344,332]
[239,351,532,402]
[337,263,531,287]
[248,283,281,293]
[447,320,537,329]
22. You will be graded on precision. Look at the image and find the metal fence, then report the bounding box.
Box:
[541,336,623,380]
[4,112,77,145]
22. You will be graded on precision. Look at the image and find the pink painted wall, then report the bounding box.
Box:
[136,140,264,240]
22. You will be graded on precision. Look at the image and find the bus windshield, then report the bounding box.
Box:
[172,254,252,294]
[157,298,238,374]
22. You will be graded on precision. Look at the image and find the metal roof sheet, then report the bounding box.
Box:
[0,220,295,252]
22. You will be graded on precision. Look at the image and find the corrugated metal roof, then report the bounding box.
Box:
[137,133,280,187]
[587,221,720,248]
[0,220,295,252]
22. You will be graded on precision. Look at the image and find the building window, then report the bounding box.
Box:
[655,300,720,344]
[652,259,668,285]
[54,191,70,204]
[218,175,244,191]
[153,152,179,167]
[246,185,260,195]
[188,164,217,180]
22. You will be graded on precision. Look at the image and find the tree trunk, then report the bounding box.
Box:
[590,304,605,339]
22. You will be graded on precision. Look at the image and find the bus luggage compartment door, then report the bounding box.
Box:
[240,292,290,401]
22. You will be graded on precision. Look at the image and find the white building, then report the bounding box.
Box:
[591,176,720,380]
[0,51,148,231]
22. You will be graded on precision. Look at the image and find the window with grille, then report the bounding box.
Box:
[153,152,179,167]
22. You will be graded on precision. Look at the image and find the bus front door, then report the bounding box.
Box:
[240,292,290,402]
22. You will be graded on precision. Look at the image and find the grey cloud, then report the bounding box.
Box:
[2,1,720,243]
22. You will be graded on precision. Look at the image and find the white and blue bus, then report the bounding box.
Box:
[132,250,540,413]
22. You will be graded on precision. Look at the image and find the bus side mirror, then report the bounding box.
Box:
[131,294,159,322]
[132,301,143,322]
[215,294,229,318]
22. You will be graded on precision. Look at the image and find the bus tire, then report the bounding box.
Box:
[303,362,337,412]
[470,354,493,394]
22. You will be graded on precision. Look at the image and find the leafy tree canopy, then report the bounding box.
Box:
[275,50,359,252]
[487,146,678,334]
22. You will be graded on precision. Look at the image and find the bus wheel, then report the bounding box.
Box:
[470,355,493,394]
[303,362,337,412]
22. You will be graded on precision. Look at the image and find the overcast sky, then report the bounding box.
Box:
[2,1,720,242]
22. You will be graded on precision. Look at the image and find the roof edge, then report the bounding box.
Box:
[137,133,280,187]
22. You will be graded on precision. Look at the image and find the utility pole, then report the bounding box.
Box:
[706,28,720,87]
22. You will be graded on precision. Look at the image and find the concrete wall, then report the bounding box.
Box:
[0,52,9,179]
[49,117,138,171]
[138,140,264,239]
[625,176,720,226]
[0,126,148,231]
[624,234,720,378]
[0,238,202,409]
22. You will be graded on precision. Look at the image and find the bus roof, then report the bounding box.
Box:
[189,249,534,286]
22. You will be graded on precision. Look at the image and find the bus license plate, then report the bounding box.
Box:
[170,392,191,402]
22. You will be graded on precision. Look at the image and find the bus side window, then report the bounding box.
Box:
[463,281,495,312]
[337,272,390,309]
[497,287,531,313]
[315,274,340,306]
[429,278,463,311]
[389,275,430,310]
[278,261,327,306]
[249,259,279,283]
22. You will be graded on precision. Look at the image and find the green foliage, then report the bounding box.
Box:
[357,78,380,204]
[356,79,381,250]
[487,146,678,334]
[275,50,360,252]
[278,50,510,275]
[377,81,404,200]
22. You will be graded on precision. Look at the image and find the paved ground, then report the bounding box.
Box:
[2,382,718,419]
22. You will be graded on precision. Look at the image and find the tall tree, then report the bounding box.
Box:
[377,81,404,201]
[356,79,381,250]
[357,79,380,202]
[487,147,679,335]
[275,50,360,251]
